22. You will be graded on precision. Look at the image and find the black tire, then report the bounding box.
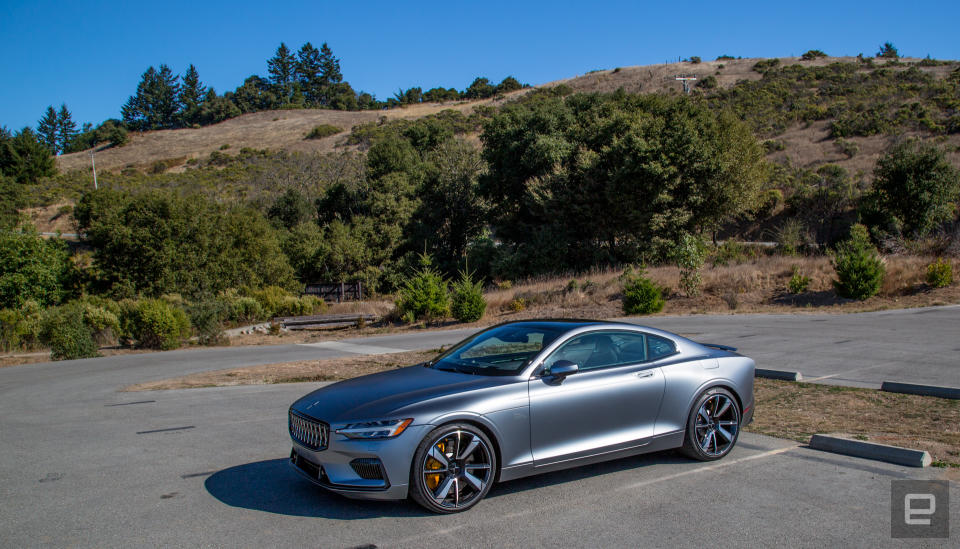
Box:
[681,387,741,461]
[409,423,497,514]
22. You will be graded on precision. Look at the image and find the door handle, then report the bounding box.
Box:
[635,371,655,378]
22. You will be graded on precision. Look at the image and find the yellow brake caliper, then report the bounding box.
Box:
[425,441,445,491]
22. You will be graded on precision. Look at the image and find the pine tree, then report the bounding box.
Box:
[122,65,182,130]
[56,104,78,153]
[318,42,342,85]
[37,106,59,154]
[295,42,323,105]
[179,64,206,126]
[154,64,181,129]
[267,42,296,102]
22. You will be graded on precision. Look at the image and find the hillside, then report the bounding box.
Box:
[56,55,960,179]
[55,95,521,173]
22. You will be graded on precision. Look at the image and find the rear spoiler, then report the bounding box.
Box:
[701,343,737,352]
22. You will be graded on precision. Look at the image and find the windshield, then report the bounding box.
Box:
[428,324,565,376]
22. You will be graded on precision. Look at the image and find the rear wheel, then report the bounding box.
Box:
[409,423,496,514]
[681,387,741,461]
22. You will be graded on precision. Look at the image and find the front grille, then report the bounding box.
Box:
[289,410,329,450]
[350,458,385,480]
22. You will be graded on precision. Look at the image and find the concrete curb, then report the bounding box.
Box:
[880,381,960,400]
[809,434,932,468]
[755,368,802,382]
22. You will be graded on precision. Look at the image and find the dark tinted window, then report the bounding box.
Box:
[647,335,676,360]
[543,331,649,372]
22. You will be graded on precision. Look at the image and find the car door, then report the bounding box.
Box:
[527,330,666,466]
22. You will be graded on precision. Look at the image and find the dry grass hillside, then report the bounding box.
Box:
[56,94,524,173]
[56,55,960,177]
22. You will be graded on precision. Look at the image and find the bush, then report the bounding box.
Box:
[801,50,827,61]
[396,254,449,323]
[0,304,42,352]
[671,233,707,297]
[78,302,120,345]
[227,296,265,323]
[775,219,809,256]
[788,267,811,294]
[926,258,953,288]
[246,286,322,318]
[0,228,72,309]
[832,225,885,300]
[712,241,755,267]
[621,266,666,315]
[40,304,98,360]
[305,124,342,140]
[129,298,190,350]
[188,298,228,345]
[450,270,486,323]
[689,56,702,64]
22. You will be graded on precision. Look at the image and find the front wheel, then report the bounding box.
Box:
[681,387,741,461]
[409,423,496,513]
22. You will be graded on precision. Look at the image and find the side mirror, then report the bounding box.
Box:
[547,360,579,380]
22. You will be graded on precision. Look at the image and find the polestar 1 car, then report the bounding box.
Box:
[288,319,755,513]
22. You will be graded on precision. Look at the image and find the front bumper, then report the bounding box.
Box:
[288,423,431,501]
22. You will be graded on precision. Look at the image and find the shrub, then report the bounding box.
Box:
[395,254,449,323]
[188,298,228,345]
[926,258,953,288]
[834,138,859,158]
[712,241,755,267]
[671,233,707,297]
[788,267,811,294]
[508,297,526,312]
[877,42,899,59]
[78,302,120,346]
[801,50,827,61]
[832,225,885,300]
[247,286,315,318]
[40,304,98,360]
[228,296,266,323]
[0,228,72,309]
[775,219,809,256]
[620,266,666,315]
[450,270,486,323]
[0,305,42,352]
[305,124,343,140]
[689,56,702,64]
[697,75,717,89]
[129,298,191,350]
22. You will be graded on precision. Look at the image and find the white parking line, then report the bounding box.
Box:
[297,341,409,355]
[621,444,799,490]
[805,363,889,382]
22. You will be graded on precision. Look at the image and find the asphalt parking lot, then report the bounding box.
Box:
[1,307,958,547]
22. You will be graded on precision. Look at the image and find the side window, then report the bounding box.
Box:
[543,331,648,372]
[647,335,676,361]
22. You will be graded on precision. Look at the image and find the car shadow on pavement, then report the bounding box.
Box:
[204,458,430,519]
[488,450,689,499]
[206,451,692,518]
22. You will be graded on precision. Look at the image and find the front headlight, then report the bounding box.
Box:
[335,418,413,439]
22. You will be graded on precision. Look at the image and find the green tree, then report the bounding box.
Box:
[229,76,281,113]
[877,42,899,58]
[464,77,495,99]
[295,42,323,105]
[833,224,885,300]
[198,89,241,125]
[868,140,959,237]
[179,64,206,126]
[37,106,59,154]
[268,188,314,230]
[396,253,449,322]
[496,76,523,94]
[414,138,487,270]
[0,227,72,308]
[122,64,181,130]
[0,175,23,230]
[267,42,297,102]
[0,127,56,184]
[480,92,769,273]
[56,104,78,152]
[318,42,343,86]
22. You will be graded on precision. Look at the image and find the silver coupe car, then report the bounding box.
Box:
[288,319,755,513]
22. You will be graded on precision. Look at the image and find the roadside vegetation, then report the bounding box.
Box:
[3,47,960,361]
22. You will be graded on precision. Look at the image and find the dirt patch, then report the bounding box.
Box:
[123,349,438,391]
[748,378,960,466]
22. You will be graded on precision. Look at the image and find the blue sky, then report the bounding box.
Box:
[2,0,958,131]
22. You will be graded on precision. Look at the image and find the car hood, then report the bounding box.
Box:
[290,364,514,424]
